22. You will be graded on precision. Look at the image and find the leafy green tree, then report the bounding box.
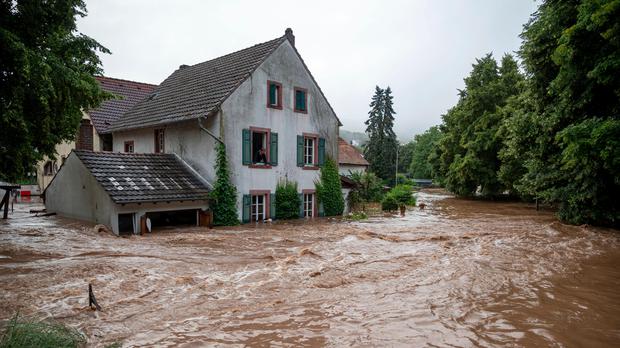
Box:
[211,143,239,226]
[397,141,415,174]
[315,158,344,216]
[513,0,620,226]
[408,126,442,179]
[364,86,398,184]
[0,0,111,181]
[433,54,524,196]
[275,178,301,220]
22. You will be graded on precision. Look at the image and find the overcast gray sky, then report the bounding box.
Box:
[77,0,538,141]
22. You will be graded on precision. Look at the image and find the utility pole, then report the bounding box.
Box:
[395,143,399,185]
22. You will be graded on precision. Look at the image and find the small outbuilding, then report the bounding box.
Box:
[45,150,210,235]
[338,138,369,175]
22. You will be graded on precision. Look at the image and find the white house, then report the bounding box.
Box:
[46,28,342,229]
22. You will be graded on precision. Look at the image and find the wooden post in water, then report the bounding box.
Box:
[89,283,102,311]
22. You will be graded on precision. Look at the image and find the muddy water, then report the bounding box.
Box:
[1,190,619,347]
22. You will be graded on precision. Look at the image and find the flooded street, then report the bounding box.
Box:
[1,190,619,347]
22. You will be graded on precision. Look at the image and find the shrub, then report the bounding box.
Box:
[347,171,384,204]
[275,178,301,219]
[315,158,344,216]
[382,185,416,211]
[381,194,399,211]
[390,184,416,206]
[346,211,368,220]
[210,143,239,226]
[0,314,85,348]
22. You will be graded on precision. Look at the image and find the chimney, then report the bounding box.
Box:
[285,28,295,47]
[179,64,189,69]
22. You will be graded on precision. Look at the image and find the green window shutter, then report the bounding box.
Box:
[299,193,304,218]
[297,135,304,167]
[242,129,251,165]
[270,132,278,166]
[270,193,276,219]
[318,201,325,217]
[269,83,277,105]
[242,194,251,223]
[318,138,326,166]
[300,91,306,111]
[296,90,305,111]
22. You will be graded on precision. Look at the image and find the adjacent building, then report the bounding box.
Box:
[338,138,369,175]
[37,77,156,191]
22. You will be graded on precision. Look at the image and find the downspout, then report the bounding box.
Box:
[198,109,223,144]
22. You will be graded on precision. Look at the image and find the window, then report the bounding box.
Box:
[267,81,282,109]
[304,136,316,166]
[294,87,307,113]
[303,193,314,218]
[101,134,113,151]
[242,128,277,167]
[124,141,134,153]
[154,129,165,153]
[252,130,268,164]
[251,194,266,221]
[297,135,325,168]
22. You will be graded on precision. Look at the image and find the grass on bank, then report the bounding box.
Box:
[0,315,85,348]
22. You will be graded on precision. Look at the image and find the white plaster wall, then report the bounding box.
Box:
[45,152,115,228]
[222,40,340,219]
[110,40,341,220]
[339,164,368,176]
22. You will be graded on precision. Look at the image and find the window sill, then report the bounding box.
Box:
[302,166,319,170]
[267,104,283,110]
[249,164,272,169]
[294,109,308,114]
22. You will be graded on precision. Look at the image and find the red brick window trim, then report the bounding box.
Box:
[267,80,283,109]
[294,87,308,114]
[124,141,134,153]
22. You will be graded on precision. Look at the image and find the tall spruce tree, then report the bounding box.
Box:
[364,86,398,184]
[211,143,239,226]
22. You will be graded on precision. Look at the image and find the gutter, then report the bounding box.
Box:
[173,153,214,190]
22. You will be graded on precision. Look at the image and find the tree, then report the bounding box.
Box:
[315,158,344,216]
[210,143,239,226]
[0,0,111,182]
[397,141,415,174]
[275,178,301,220]
[408,126,442,179]
[432,54,524,196]
[364,86,398,184]
[513,0,620,226]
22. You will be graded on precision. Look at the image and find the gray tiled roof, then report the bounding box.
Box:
[109,36,287,132]
[89,77,157,134]
[74,150,209,204]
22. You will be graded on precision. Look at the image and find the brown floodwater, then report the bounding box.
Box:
[0,189,619,347]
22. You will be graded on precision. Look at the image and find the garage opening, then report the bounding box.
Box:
[118,213,135,236]
[146,209,198,231]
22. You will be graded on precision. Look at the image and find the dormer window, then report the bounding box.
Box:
[267,81,282,109]
[294,87,307,113]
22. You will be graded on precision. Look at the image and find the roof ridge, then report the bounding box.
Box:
[95,76,158,88]
[187,35,286,70]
